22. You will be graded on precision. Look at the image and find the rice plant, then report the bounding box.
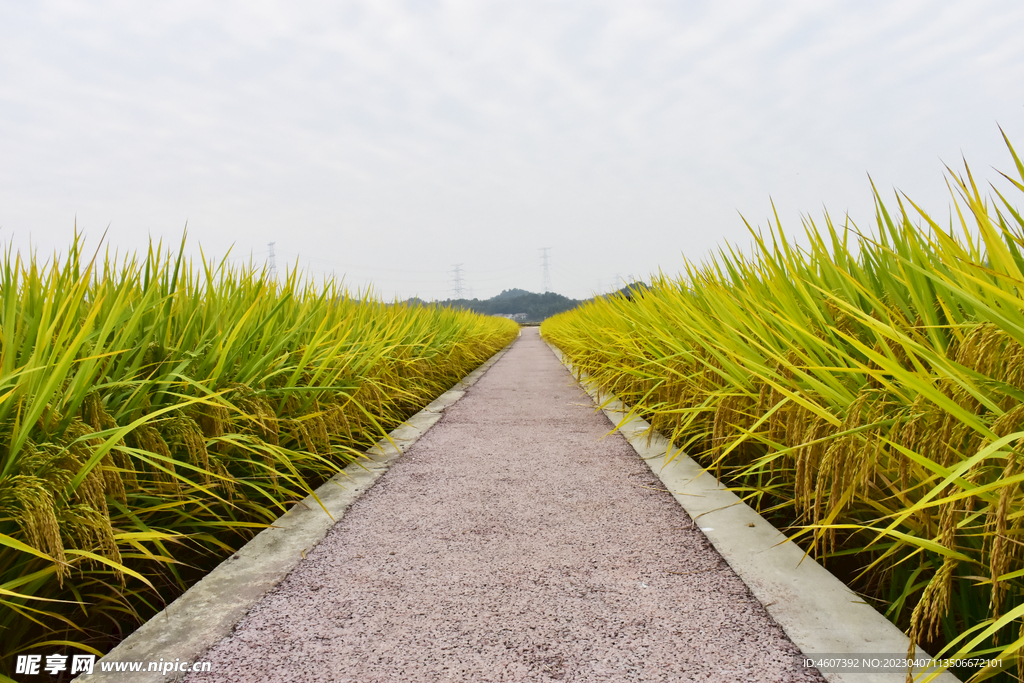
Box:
[0,236,518,680]
[542,132,1024,682]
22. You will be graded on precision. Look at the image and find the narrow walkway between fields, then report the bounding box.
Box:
[187,328,824,683]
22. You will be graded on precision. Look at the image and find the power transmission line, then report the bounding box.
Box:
[450,263,465,298]
[267,242,277,280]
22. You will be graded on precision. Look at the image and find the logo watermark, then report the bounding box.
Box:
[15,655,96,676]
[15,654,212,676]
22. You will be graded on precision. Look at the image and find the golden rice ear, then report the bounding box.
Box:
[991,403,1024,440]
[196,402,231,439]
[909,557,957,654]
[163,415,211,482]
[102,454,128,505]
[227,384,280,445]
[127,423,182,497]
[108,446,138,494]
[61,504,123,584]
[989,453,1021,624]
[0,475,68,584]
[81,391,117,431]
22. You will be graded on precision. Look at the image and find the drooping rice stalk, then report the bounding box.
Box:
[0,236,518,679]
[542,132,1024,682]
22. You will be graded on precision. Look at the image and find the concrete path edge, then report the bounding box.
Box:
[544,339,961,683]
[77,335,518,682]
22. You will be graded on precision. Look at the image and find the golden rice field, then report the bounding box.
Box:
[0,238,518,679]
[543,134,1024,682]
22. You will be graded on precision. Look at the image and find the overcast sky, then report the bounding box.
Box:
[2,1,1023,301]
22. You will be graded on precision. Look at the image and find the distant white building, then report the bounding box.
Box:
[497,313,528,322]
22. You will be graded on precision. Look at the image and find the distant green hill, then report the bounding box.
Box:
[406,283,649,322]
[415,289,582,322]
[489,288,534,301]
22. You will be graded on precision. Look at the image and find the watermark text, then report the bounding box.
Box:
[16,654,212,676]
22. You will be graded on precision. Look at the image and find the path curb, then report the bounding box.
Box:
[545,340,960,683]
[77,336,517,682]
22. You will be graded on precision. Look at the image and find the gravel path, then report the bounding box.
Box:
[186,328,824,682]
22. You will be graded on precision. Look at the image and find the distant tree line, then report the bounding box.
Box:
[428,289,579,322]
[405,283,648,322]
